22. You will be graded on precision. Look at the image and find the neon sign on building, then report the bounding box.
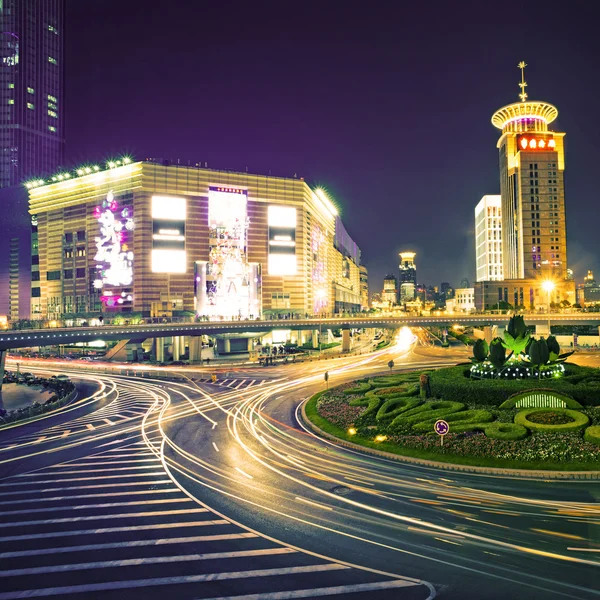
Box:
[93,190,134,304]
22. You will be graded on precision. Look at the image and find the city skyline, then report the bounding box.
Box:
[58,1,599,292]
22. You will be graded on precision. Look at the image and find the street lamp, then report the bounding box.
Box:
[541,280,555,334]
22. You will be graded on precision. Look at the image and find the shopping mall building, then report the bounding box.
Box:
[27,159,364,321]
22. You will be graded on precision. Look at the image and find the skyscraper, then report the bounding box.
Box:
[8,236,18,321]
[475,195,503,282]
[475,62,574,310]
[492,62,567,282]
[0,0,65,188]
[398,251,416,303]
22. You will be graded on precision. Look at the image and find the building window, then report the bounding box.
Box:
[64,249,73,259]
[64,233,73,244]
[48,126,56,132]
[64,269,73,279]
[27,102,34,110]
[27,87,34,94]
[48,56,58,65]
[48,110,57,118]
[77,230,86,242]
[48,94,57,102]
[31,271,40,281]
[8,83,14,89]
[31,255,39,265]
[32,287,41,298]
[8,99,14,105]
[48,25,58,34]
[47,270,61,281]
[76,268,86,278]
[76,247,86,257]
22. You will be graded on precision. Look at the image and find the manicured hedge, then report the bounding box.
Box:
[584,426,600,447]
[514,408,590,433]
[499,390,583,409]
[349,395,381,420]
[429,364,600,407]
[343,381,373,394]
[376,397,422,421]
[389,400,465,428]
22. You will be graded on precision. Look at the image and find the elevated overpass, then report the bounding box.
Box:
[1,313,599,352]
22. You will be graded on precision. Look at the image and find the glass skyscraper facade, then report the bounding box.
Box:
[0,0,65,188]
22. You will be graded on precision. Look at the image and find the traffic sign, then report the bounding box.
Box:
[211,374,217,383]
[434,419,449,446]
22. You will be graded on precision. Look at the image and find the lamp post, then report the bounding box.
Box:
[541,280,555,335]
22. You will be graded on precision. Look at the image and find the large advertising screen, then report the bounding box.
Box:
[268,205,297,275]
[151,196,186,273]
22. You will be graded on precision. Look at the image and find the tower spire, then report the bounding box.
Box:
[518,61,528,102]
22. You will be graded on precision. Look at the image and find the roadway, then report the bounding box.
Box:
[0,340,598,599]
[1,312,600,351]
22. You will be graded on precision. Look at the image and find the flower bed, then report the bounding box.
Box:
[308,369,600,470]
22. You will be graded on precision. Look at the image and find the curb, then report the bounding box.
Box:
[300,401,600,480]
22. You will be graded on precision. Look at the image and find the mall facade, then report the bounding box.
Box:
[27,159,363,320]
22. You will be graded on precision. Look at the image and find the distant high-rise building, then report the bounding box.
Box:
[0,0,66,188]
[382,274,397,306]
[359,265,369,310]
[475,195,503,282]
[398,251,416,303]
[8,236,18,321]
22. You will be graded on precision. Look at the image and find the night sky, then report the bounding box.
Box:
[61,1,600,295]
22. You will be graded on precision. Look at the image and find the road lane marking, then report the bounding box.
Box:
[103,419,115,425]
[85,424,95,431]
[0,519,230,542]
[235,380,246,389]
[0,564,349,599]
[1,498,194,516]
[0,508,209,528]
[0,547,297,577]
[0,488,182,506]
[235,467,253,479]
[195,580,422,599]
[568,548,600,552]
[34,436,47,444]
[0,472,168,487]
[344,476,374,486]
[212,442,219,452]
[295,497,333,511]
[435,537,462,546]
[0,480,173,497]
[0,533,259,559]
[19,465,161,476]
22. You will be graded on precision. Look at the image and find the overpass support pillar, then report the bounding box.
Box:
[223,338,231,353]
[189,337,202,363]
[154,338,165,363]
[341,328,351,353]
[172,336,181,361]
[312,330,319,349]
[536,324,550,337]
[483,326,496,345]
[0,350,5,391]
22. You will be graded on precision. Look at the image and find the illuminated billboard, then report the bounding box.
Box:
[151,196,186,273]
[517,135,556,152]
[268,205,297,275]
[93,190,134,291]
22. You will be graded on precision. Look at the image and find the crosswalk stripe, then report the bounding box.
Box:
[197,580,420,600]
[0,488,182,506]
[85,424,95,431]
[0,473,167,487]
[0,564,348,599]
[0,507,209,527]
[0,480,172,497]
[0,547,296,577]
[0,498,194,516]
[0,519,229,542]
[103,419,115,425]
[0,532,259,558]
[235,380,246,389]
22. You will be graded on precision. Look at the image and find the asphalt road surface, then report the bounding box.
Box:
[0,338,598,599]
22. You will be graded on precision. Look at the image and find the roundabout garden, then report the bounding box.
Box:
[305,317,600,471]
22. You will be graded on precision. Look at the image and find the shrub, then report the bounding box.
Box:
[349,395,382,420]
[499,390,583,410]
[343,381,372,395]
[412,409,494,431]
[482,422,529,440]
[390,400,465,428]
[515,408,590,433]
[376,397,422,421]
[372,386,411,397]
[584,426,600,447]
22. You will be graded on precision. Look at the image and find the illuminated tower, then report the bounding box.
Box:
[491,62,566,282]
[398,251,416,303]
[0,0,66,188]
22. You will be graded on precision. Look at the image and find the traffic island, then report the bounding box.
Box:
[301,367,600,477]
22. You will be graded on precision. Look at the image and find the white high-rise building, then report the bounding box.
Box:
[475,195,503,282]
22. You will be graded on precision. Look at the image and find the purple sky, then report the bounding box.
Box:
[59,1,600,294]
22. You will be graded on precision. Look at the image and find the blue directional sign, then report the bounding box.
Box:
[434,419,449,436]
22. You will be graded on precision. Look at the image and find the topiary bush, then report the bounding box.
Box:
[349,395,382,421]
[482,422,529,440]
[583,426,600,447]
[515,408,590,433]
[343,381,373,395]
[376,397,422,421]
[389,400,465,429]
